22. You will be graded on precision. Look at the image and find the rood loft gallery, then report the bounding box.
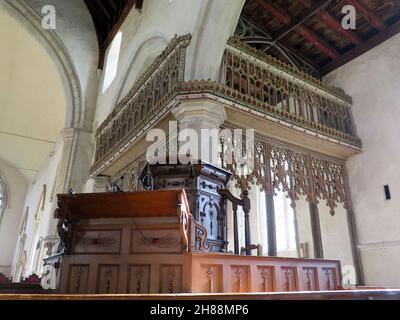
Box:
[1,0,400,300]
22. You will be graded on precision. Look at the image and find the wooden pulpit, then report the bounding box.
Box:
[52,188,342,294]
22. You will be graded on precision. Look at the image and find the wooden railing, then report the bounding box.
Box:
[91,35,361,175]
[223,37,360,145]
[93,34,191,166]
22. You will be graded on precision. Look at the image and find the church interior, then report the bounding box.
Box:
[1,0,400,300]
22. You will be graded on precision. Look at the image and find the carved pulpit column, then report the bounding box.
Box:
[93,176,110,193]
[172,101,227,165]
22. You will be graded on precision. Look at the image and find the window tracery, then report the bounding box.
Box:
[220,124,349,216]
[0,171,9,225]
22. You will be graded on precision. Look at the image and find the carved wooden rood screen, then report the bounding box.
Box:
[90,34,361,177]
[219,124,350,216]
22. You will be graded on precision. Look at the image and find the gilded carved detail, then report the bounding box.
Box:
[93,34,191,168]
[91,35,360,184]
[220,124,349,216]
[227,37,352,104]
[223,46,358,141]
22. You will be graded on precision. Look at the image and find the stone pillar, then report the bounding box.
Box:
[172,101,227,165]
[92,176,110,193]
[46,127,94,237]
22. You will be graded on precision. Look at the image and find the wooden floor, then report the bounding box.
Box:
[1,289,400,300]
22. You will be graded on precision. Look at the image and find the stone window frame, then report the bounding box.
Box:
[0,171,9,225]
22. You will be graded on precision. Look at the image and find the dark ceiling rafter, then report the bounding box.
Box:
[322,18,400,74]
[85,0,143,69]
[347,0,386,31]
[255,0,340,59]
[298,0,362,45]
[241,0,400,76]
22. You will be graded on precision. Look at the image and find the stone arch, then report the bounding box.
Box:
[186,0,245,81]
[112,34,169,111]
[3,0,83,129]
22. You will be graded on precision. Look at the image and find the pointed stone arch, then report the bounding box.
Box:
[3,0,83,129]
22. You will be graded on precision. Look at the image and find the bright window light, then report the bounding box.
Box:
[102,31,122,93]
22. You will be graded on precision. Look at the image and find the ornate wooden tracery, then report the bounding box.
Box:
[93,34,191,167]
[91,34,362,177]
[220,123,349,216]
[223,38,359,142]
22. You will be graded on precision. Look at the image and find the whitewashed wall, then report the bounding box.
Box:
[324,33,400,286]
[94,0,245,127]
[13,134,65,278]
[0,160,27,277]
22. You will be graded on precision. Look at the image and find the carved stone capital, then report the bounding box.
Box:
[172,101,227,131]
[92,176,110,193]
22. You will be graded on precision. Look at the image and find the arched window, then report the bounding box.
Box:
[0,173,9,225]
[102,31,123,93]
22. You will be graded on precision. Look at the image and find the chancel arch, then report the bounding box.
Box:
[0,2,98,279]
[3,0,84,130]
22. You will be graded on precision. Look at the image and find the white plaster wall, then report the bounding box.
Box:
[318,204,354,271]
[94,0,245,127]
[0,160,28,277]
[24,0,99,130]
[295,196,314,258]
[248,186,268,255]
[324,33,400,286]
[17,133,64,277]
[18,0,100,199]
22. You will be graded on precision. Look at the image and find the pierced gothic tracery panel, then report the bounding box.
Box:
[220,124,349,216]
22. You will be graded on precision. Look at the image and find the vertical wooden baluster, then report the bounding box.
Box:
[242,190,251,255]
[233,202,239,255]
